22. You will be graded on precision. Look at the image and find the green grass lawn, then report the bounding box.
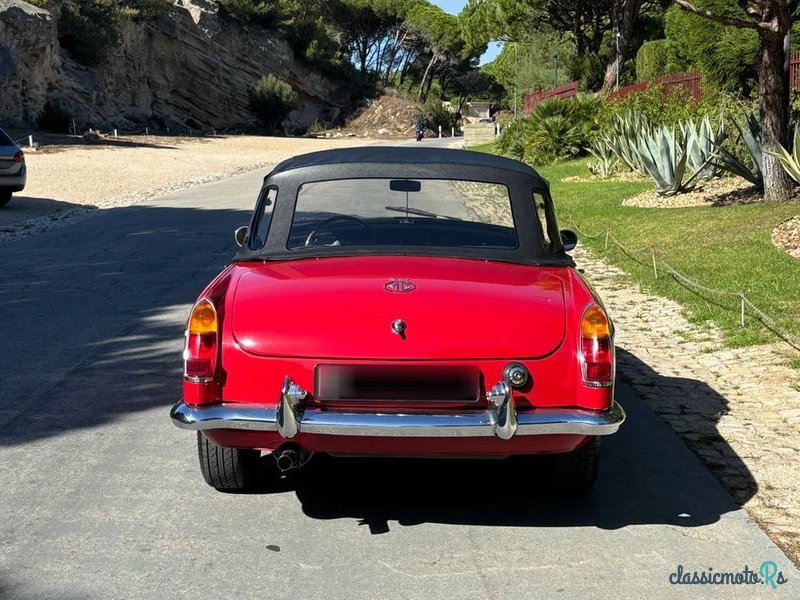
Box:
[468,143,800,348]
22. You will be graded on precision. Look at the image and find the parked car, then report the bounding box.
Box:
[170,147,624,493]
[0,127,26,207]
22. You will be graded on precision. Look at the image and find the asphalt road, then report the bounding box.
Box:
[0,139,797,599]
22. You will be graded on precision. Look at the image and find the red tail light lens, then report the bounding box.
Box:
[580,303,613,387]
[184,298,218,382]
[13,150,24,163]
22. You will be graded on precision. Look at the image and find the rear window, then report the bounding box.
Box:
[0,129,15,147]
[288,178,517,250]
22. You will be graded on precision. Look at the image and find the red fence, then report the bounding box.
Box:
[608,71,702,102]
[791,52,800,89]
[523,82,579,114]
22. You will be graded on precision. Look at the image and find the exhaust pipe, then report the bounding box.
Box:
[273,445,312,473]
[275,449,299,472]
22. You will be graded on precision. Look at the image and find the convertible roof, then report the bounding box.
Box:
[268,145,547,183]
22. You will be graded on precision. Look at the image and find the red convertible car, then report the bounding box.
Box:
[170,147,624,493]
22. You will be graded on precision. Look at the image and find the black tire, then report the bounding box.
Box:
[196,431,263,492]
[0,192,11,207]
[554,436,601,496]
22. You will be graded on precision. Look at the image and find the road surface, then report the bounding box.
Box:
[0,138,796,598]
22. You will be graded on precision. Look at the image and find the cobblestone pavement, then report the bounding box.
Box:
[573,246,800,564]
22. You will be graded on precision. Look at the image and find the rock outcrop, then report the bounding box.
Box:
[0,0,352,132]
[0,0,61,124]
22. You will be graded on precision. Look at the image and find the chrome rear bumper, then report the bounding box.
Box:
[171,377,625,440]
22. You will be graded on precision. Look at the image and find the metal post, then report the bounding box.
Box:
[28,135,33,148]
[113,129,118,138]
[438,125,442,139]
[615,33,621,90]
[145,127,149,136]
[553,52,559,88]
[513,43,518,119]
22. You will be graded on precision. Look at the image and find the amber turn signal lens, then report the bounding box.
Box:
[581,303,610,339]
[189,299,217,334]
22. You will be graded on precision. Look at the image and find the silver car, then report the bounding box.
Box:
[0,127,26,207]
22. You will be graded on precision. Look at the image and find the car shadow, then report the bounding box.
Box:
[615,347,758,506]
[0,196,96,228]
[282,359,755,534]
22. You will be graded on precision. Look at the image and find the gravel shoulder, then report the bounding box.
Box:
[574,245,800,565]
[0,135,369,244]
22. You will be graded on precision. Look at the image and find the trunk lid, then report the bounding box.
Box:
[231,257,566,360]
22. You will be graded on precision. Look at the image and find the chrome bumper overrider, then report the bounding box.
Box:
[172,376,625,439]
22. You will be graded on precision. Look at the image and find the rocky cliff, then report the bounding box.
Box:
[0,0,353,132]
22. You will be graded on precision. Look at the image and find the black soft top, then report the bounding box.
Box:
[235,146,571,266]
[269,146,548,184]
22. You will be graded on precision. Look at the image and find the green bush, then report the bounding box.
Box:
[58,0,121,66]
[249,74,298,133]
[417,99,459,133]
[524,115,582,165]
[598,85,702,129]
[38,99,73,133]
[636,40,670,82]
[496,119,528,161]
[497,95,602,166]
[664,5,759,94]
[120,0,172,21]
[218,0,290,27]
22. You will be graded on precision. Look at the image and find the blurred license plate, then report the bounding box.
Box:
[315,364,480,402]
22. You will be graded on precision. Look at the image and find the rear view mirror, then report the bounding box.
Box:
[389,179,421,193]
[234,226,249,247]
[560,229,578,252]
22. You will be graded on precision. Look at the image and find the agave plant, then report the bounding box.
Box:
[602,110,653,175]
[711,113,763,191]
[635,125,712,196]
[682,115,724,180]
[766,124,800,184]
[587,138,619,177]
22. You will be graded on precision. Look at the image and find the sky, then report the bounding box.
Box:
[431,0,503,65]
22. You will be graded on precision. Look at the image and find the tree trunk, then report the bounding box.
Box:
[602,0,641,90]
[418,54,437,102]
[759,29,794,201]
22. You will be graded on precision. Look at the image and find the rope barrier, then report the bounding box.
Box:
[567,215,800,351]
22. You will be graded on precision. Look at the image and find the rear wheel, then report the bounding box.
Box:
[196,431,263,492]
[554,436,600,496]
[0,192,11,207]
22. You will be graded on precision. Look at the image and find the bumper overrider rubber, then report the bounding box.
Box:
[171,376,625,439]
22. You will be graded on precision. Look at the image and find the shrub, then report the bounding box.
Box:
[598,85,702,129]
[218,0,290,27]
[416,99,459,134]
[120,0,172,21]
[636,40,670,82]
[58,0,121,66]
[249,75,298,133]
[497,95,602,166]
[525,115,582,165]
[496,119,528,161]
[37,99,73,133]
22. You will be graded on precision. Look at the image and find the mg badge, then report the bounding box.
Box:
[385,278,416,293]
